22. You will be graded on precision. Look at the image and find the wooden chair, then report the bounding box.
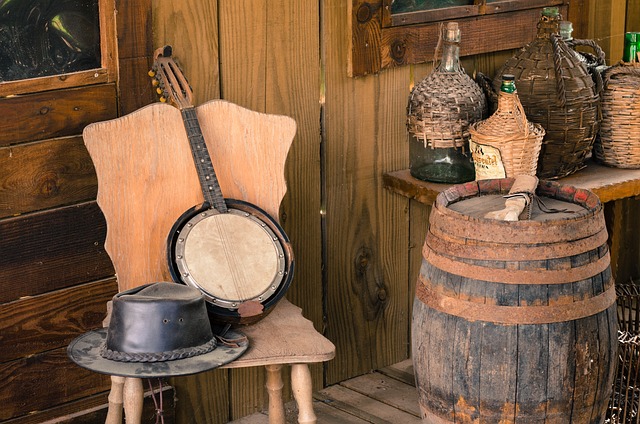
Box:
[83,100,335,424]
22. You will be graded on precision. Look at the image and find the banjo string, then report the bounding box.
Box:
[213,214,248,301]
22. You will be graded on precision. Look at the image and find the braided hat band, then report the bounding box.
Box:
[100,337,217,363]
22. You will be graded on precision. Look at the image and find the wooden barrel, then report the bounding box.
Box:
[412,178,617,423]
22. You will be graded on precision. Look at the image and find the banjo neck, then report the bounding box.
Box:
[150,45,227,213]
[181,107,228,213]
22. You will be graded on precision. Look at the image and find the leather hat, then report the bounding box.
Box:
[67,282,248,378]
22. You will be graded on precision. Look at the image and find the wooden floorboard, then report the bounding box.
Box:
[228,359,419,424]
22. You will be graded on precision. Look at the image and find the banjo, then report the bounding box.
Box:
[150,46,294,324]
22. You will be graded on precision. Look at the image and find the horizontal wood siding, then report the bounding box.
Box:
[0,84,117,146]
[0,348,111,421]
[0,202,114,304]
[0,279,117,362]
[0,136,98,218]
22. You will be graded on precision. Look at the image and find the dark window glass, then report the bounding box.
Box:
[391,0,473,14]
[0,0,100,82]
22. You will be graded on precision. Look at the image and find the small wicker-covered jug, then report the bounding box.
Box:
[492,7,600,179]
[469,75,545,180]
[407,22,487,183]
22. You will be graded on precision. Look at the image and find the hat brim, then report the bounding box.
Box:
[67,328,248,378]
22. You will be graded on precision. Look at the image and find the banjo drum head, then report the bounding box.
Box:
[172,206,287,310]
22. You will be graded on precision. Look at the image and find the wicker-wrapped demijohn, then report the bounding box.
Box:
[492,7,600,179]
[593,63,640,168]
[407,22,487,184]
[469,75,545,180]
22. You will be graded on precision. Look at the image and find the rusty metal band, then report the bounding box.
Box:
[429,203,605,245]
[415,277,617,325]
[426,226,609,261]
[419,407,453,424]
[422,244,611,285]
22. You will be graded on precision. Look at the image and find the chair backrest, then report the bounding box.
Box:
[83,100,296,291]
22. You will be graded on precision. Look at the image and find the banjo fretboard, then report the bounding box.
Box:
[181,107,228,213]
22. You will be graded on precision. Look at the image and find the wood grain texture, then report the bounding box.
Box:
[152,0,220,105]
[324,0,412,385]
[0,84,117,147]
[0,202,114,304]
[218,0,267,112]
[217,0,324,420]
[116,0,152,60]
[587,0,628,64]
[0,348,112,421]
[222,299,335,368]
[1,380,175,424]
[628,0,640,31]
[381,6,568,70]
[0,279,117,362]
[0,136,98,218]
[117,56,156,116]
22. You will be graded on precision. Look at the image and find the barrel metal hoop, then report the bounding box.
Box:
[429,202,604,245]
[415,277,616,325]
[423,244,611,285]
[426,226,609,261]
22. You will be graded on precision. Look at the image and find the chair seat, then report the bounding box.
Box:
[223,298,335,368]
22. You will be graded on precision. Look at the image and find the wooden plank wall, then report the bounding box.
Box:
[1,0,639,423]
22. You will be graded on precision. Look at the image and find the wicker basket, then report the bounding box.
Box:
[469,90,545,179]
[493,11,600,179]
[607,283,640,424]
[593,63,640,168]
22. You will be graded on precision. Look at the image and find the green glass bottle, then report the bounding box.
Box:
[500,74,516,94]
[623,32,638,63]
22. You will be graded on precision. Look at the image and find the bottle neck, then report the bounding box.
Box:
[536,13,560,40]
[500,80,516,94]
[437,41,461,72]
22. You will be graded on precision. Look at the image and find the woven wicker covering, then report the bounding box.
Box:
[469,91,545,178]
[493,13,600,179]
[606,283,640,423]
[593,63,640,168]
[407,71,486,149]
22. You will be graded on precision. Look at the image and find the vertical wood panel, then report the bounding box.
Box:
[152,0,220,104]
[217,1,271,419]
[587,0,628,64]
[219,1,268,111]
[219,0,323,419]
[628,0,640,31]
[324,0,411,385]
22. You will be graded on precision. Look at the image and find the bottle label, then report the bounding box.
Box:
[470,141,506,179]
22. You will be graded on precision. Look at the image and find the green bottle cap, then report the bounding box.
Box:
[542,7,560,17]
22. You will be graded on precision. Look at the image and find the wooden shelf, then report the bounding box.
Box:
[383,160,640,205]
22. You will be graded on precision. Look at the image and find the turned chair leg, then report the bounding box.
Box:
[106,376,125,424]
[265,364,286,424]
[291,364,316,424]
[123,377,143,424]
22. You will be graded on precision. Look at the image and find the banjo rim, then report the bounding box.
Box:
[167,199,294,319]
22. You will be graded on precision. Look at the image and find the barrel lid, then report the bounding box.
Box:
[432,178,603,245]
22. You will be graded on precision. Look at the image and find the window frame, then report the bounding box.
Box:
[0,0,117,97]
[348,0,569,77]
